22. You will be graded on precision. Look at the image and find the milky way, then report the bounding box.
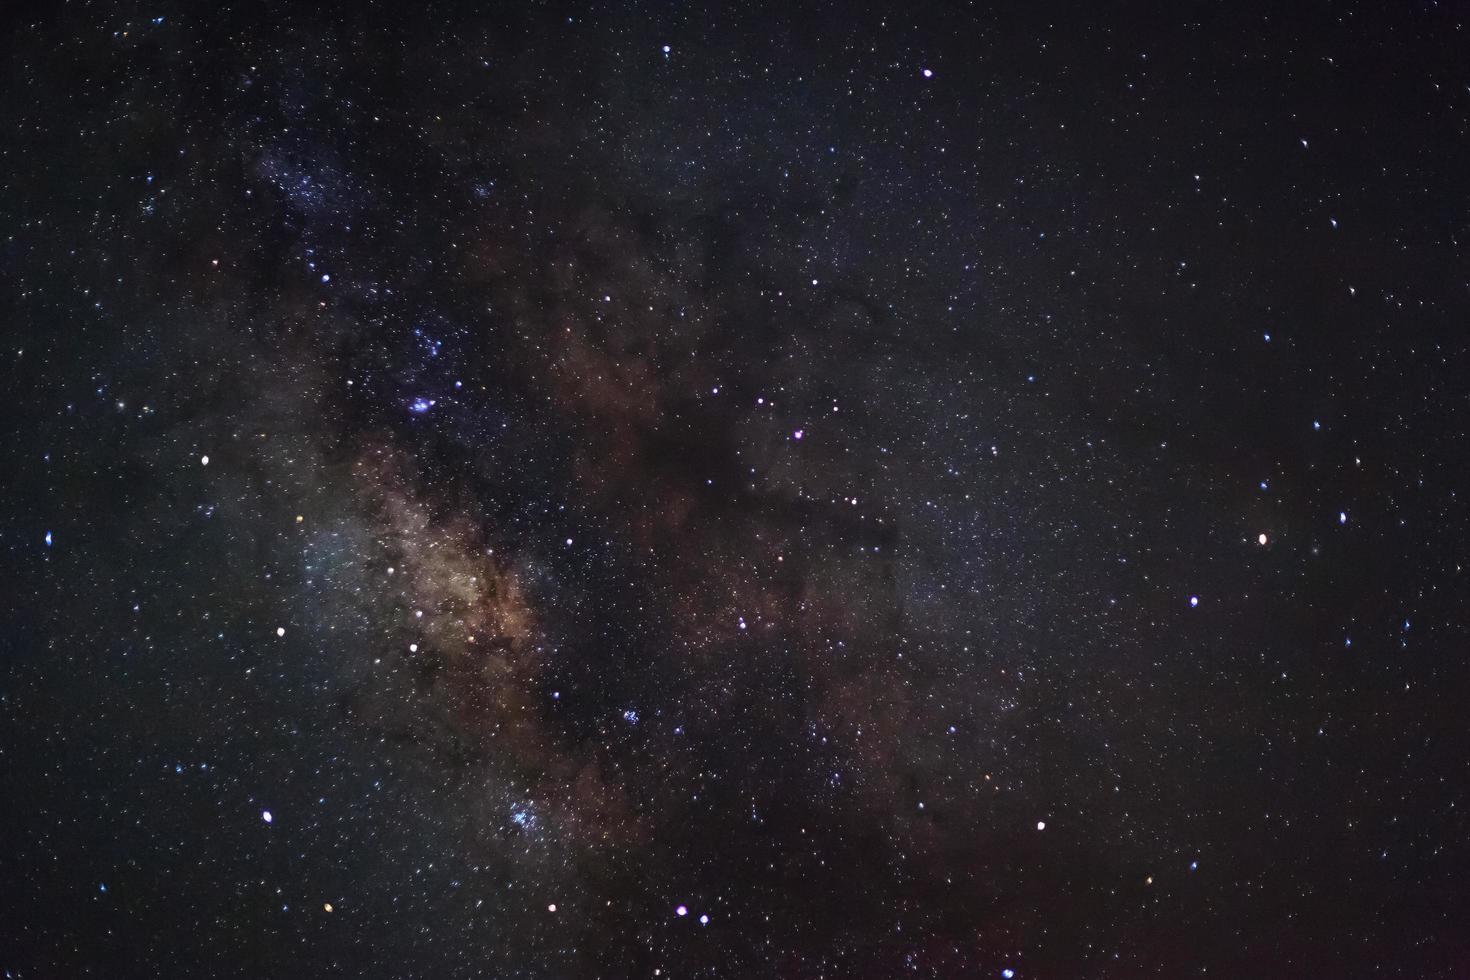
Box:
[5,2,1470,977]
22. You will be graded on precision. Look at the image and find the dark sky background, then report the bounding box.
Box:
[4,1,1470,977]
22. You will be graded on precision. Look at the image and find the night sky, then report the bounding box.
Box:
[5,1,1470,977]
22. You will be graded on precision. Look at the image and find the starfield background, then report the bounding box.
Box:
[4,1,1470,977]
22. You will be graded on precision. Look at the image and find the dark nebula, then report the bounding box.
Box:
[5,1,1470,976]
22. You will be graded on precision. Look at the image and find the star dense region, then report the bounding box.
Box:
[4,1,1470,976]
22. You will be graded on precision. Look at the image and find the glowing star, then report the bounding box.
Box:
[276,627,286,637]
[1189,595,1199,608]
[44,531,52,547]
[922,67,933,78]
[675,905,688,917]
[323,903,333,913]
[1003,971,1016,979]
[200,454,209,466]
[261,810,272,823]
[1339,511,1348,525]
[547,903,557,913]
[1036,820,1046,831]
[409,398,435,414]
[699,914,709,925]
[1258,533,1268,546]
[793,429,804,440]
